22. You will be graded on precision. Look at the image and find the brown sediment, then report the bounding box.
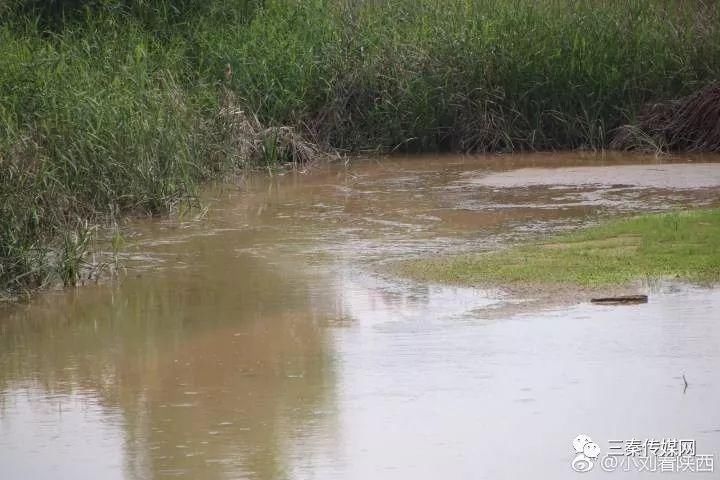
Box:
[613,82,720,152]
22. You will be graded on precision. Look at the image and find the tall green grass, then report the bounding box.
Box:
[222,0,720,151]
[2,0,720,298]
[0,3,245,296]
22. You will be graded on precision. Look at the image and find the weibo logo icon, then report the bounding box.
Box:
[572,434,601,473]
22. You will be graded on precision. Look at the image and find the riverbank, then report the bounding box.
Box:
[3,0,720,298]
[397,209,720,291]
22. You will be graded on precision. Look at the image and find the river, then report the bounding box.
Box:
[1,153,719,479]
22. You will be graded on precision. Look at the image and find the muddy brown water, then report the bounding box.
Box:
[1,153,720,480]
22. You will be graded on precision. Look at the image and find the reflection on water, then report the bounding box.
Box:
[1,153,720,479]
[0,250,339,480]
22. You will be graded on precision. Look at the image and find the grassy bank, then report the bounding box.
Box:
[2,0,720,298]
[398,209,720,288]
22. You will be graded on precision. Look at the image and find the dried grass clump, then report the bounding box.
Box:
[214,91,327,169]
[612,83,720,153]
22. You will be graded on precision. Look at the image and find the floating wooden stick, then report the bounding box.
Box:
[590,294,648,305]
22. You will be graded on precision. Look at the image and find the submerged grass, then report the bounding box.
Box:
[398,210,720,288]
[2,0,720,298]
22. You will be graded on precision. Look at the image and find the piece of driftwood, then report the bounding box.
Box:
[591,294,648,305]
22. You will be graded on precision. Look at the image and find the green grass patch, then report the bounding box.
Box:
[398,210,720,288]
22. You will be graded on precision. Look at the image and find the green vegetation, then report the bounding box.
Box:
[398,209,720,287]
[2,0,720,297]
